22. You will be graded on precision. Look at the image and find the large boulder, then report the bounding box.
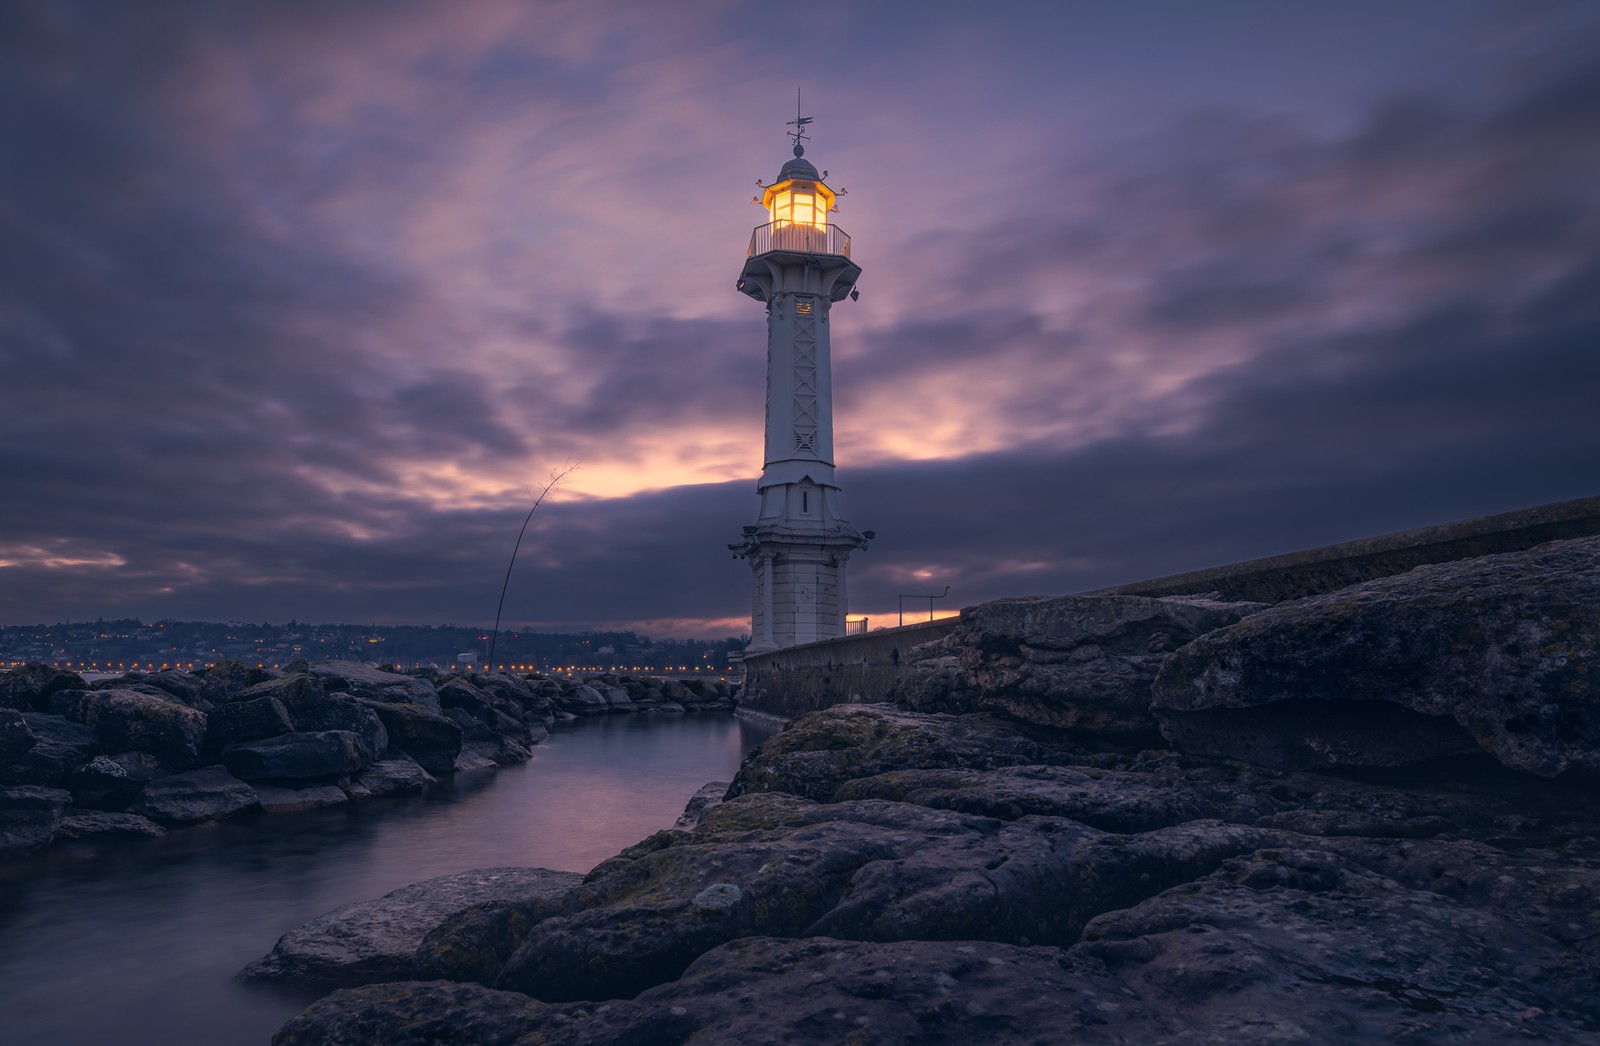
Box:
[1075,847,1600,1041]
[131,765,260,824]
[313,661,442,713]
[419,790,1286,1003]
[443,708,530,770]
[726,703,1088,803]
[0,784,70,857]
[351,700,461,775]
[54,811,167,840]
[67,752,170,811]
[198,659,268,704]
[282,693,389,761]
[236,673,325,709]
[0,664,86,713]
[253,784,350,814]
[278,936,1174,1046]
[0,709,35,765]
[121,669,206,707]
[467,673,555,723]
[891,594,1266,740]
[554,683,610,716]
[1,713,98,786]
[343,756,433,801]
[204,694,295,750]
[220,731,371,784]
[47,688,208,770]
[240,867,580,992]
[1152,536,1600,777]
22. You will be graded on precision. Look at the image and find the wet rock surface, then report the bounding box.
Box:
[131,765,261,825]
[891,594,1267,741]
[270,535,1600,1043]
[242,867,582,992]
[1152,535,1600,777]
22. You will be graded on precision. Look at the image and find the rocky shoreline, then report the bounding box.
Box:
[260,535,1598,1043]
[0,660,734,858]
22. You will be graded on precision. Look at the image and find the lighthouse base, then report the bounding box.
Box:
[732,526,866,653]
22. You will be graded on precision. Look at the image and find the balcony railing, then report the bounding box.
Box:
[748,221,852,259]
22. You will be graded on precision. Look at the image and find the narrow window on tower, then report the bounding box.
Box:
[795,298,813,316]
[802,490,809,513]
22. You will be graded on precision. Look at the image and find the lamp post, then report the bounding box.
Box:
[899,587,950,627]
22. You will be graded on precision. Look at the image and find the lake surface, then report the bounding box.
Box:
[0,713,779,1046]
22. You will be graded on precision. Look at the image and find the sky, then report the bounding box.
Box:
[2,0,1597,639]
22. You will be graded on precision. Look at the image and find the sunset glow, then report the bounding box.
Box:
[0,1,1594,636]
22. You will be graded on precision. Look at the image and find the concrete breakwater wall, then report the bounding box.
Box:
[738,494,1600,720]
[738,618,961,720]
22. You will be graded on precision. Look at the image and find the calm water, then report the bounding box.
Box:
[0,713,778,1046]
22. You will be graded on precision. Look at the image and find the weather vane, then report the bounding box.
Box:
[786,88,812,154]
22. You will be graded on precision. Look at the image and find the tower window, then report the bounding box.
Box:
[794,298,813,315]
[802,490,809,513]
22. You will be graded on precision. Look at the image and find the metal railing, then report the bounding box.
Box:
[748,221,852,259]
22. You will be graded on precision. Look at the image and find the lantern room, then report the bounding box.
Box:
[762,148,836,229]
[752,144,843,256]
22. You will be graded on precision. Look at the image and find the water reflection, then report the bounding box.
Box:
[0,713,778,1046]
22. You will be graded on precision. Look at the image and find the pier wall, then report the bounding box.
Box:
[736,495,1600,721]
[737,618,961,720]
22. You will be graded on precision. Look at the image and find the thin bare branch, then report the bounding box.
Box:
[486,463,579,669]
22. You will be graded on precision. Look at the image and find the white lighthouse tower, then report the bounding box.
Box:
[730,112,870,653]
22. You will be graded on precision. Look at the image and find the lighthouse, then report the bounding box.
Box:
[730,113,870,653]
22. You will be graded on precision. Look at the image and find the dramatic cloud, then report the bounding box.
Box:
[2,0,1596,636]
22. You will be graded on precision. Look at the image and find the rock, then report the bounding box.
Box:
[673,781,729,829]
[466,673,555,724]
[241,867,581,992]
[0,709,35,764]
[204,694,295,750]
[892,594,1267,741]
[0,664,86,712]
[67,752,170,810]
[834,763,1278,834]
[1321,834,1600,959]
[602,685,635,711]
[282,693,389,761]
[343,756,433,801]
[279,936,1175,1046]
[1,713,98,786]
[0,784,70,856]
[237,672,325,708]
[274,981,557,1046]
[353,700,461,775]
[131,765,260,824]
[477,791,1285,1002]
[54,811,166,840]
[1152,536,1600,777]
[1075,847,1600,1041]
[443,707,531,769]
[555,684,610,716]
[221,731,370,783]
[123,669,206,707]
[314,661,442,713]
[726,703,1088,803]
[199,659,265,704]
[253,784,351,814]
[48,687,208,770]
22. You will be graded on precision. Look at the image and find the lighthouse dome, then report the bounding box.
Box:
[778,145,821,183]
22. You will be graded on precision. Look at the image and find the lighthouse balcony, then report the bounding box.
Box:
[748,221,852,259]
